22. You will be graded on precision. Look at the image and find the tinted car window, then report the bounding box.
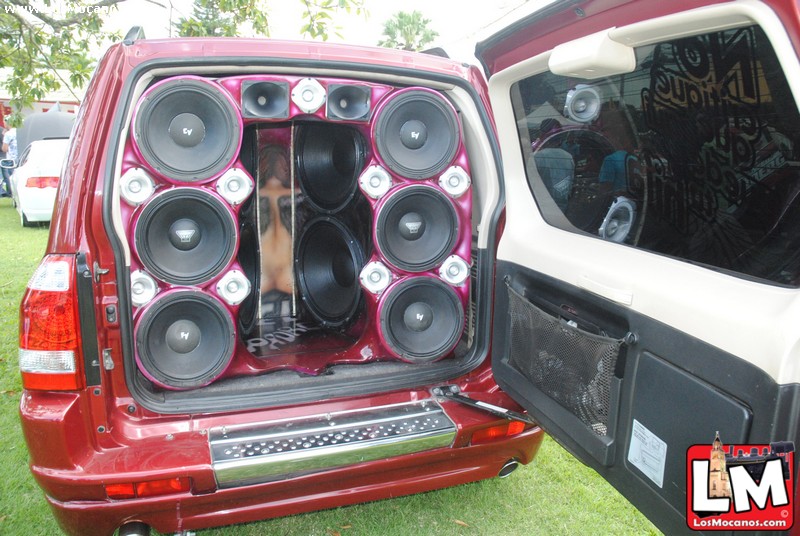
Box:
[512,25,800,286]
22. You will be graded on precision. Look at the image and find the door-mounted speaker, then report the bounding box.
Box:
[295,123,366,213]
[134,188,237,286]
[379,277,464,363]
[133,76,242,182]
[296,217,366,328]
[135,290,235,390]
[241,80,290,119]
[564,84,601,124]
[374,89,460,180]
[376,185,459,272]
[327,84,371,121]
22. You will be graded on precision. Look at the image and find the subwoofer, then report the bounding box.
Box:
[327,84,371,121]
[379,277,464,363]
[376,185,458,272]
[374,89,459,180]
[296,217,366,328]
[295,123,366,213]
[135,290,235,390]
[134,188,237,286]
[133,76,242,182]
[241,80,290,119]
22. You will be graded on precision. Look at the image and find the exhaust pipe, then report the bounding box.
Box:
[118,522,150,536]
[498,459,520,478]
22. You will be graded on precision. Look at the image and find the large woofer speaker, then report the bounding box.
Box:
[380,277,464,363]
[296,217,366,328]
[134,188,237,286]
[135,290,235,389]
[374,89,459,180]
[133,77,242,182]
[295,123,366,213]
[376,186,458,272]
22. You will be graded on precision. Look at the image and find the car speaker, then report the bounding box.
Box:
[241,80,290,119]
[296,216,366,328]
[564,84,601,124]
[327,84,371,121]
[134,188,237,286]
[376,185,459,272]
[599,196,636,243]
[379,277,464,363]
[295,123,366,213]
[133,76,242,182]
[135,290,235,390]
[374,88,460,179]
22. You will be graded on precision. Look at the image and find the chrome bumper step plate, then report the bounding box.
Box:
[210,400,456,488]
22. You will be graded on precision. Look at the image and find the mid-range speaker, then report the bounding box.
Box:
[376,186,459,272]
[133,76,242,182]
[327,84,371,121]
[296,217,366,328]
[241,80,290,119]
[599,196,637,243]
[374,89,460,180]
[564,84,601,124]
[380,277,464,363]
[136,290,235,390]
[295,123,366,213]
[134,188,237,286]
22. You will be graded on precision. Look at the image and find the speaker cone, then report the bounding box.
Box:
[376,186,458,272]
[133,76,242,182]
[241,80,290,119]
[134,188,237,286]
[327,84,371,121]
[564,84,601,123]
[380,277,464,363]
[135,290,235,389]
[295,123,366,213]
[296,217,366,327]
[374,89,459,180]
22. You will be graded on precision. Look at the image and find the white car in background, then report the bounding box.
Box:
[5,137,70,226]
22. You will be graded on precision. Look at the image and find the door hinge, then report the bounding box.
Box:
[432,385,536,425]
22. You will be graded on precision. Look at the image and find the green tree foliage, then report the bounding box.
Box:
[1,0,366,125]
[378,10,438,52]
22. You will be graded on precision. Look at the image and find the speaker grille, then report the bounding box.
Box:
[374,89,459,180]
[134,188,237,286]
[376,186,458,272]
[133,77,242,182]
[380,277,464,363]
[135,290,235,390]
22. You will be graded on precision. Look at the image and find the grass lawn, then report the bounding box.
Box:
[0,197,659,535]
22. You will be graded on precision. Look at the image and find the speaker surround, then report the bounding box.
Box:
[135,290,235,390]
[376,185,459,273]
[296,217,366,328]
[379,277,464,363]
[374,89,460,180]
[134,188,237,286]
[133,76,242,182]
[241,80,290,119]
[295,123,366,213]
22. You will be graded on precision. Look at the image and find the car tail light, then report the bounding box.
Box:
[470,421,527,445]
[25,176,60,188]
[19,255,84,391]
[106,477,191,500]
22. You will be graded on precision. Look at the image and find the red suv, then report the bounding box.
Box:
[19,1,800,534]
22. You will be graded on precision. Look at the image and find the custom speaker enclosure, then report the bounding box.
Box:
[373,88,460,180]
[132,76,242,182]
[135,289,236,390]
[296,216,368,328]
[327,84,371,121]
[378,277,465,363]
[295,123,367,213]
[133,187,238,286]
[375,185,459,273]
[241,80,290,119]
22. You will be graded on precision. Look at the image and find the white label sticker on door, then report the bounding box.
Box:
[627,419,667,488]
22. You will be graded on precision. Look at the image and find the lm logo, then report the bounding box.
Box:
[687,433,794,531]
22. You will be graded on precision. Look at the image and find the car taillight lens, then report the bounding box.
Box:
[19,255,84,391]
[106,477,191,500]
[25,176,60,188]
[470,420,528,445]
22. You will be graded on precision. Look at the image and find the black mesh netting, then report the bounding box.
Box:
[506,283,622,436]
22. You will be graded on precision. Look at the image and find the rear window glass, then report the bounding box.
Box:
[512,25,800,286]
